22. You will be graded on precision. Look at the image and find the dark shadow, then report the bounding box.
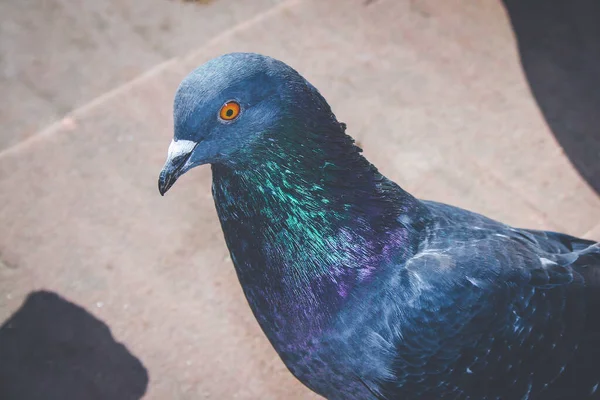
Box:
[0,291,148,400]
[502,0,600,195]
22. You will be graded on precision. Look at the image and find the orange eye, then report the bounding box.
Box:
[219,101,241,121]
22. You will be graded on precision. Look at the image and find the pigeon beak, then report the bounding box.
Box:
[158,139,198,196]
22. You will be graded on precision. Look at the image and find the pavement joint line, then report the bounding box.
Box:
[583,224,600,240]
[5,0,589,237]
[0,0,303,162]
[183,0,303,63]
[465,154,565,231]
[0,57,180,161]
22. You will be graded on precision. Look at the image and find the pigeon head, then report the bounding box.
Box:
[158,52,335,195]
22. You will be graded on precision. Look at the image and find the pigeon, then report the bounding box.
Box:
[158,53,600,400]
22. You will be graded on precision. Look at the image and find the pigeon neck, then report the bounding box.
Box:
[210,122,424,345]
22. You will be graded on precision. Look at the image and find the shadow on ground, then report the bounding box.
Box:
[503,0,600,195]
[0,291,148,400]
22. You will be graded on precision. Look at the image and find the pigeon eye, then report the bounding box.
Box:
[219,101,241,121]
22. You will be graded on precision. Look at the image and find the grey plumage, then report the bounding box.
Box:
[158,52,600,399]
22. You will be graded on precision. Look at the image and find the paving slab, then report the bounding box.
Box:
[503,0,600,195]
[0,77,60,151]
[0,59,313,399]
[584,223,600,242]
[180,0,599,234]
[0,0,598,399]
[0,0,284,151]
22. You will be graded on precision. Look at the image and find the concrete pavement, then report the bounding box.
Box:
[0,0,283,151]
[0,0,599,399]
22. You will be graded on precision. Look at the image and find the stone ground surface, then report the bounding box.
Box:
[0,0,599,399]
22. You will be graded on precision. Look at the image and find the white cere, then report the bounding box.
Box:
[166,139,197,160]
